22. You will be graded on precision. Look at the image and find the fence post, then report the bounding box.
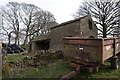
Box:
[0,43,2,79]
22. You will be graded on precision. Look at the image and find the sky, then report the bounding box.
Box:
[0,0,83,23]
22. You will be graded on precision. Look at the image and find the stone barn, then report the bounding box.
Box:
[31,15,98,53]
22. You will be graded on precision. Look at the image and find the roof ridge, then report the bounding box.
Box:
[51,15,91,29]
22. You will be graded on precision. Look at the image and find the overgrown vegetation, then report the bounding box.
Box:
[6,59,120,78]
[4,50,120,79]
[6,60,73,78]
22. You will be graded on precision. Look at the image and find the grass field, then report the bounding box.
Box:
[7,51,34,62]
[6,56,120,79]
[6,60,73,78]
[8,54,26,62]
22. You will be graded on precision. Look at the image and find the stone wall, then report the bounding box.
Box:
[50,15,98,50]
[50,20,80,50]
[31,15,98,53]
[79,16,98,37]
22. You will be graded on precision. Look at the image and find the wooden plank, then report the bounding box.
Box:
[60,71,80,80]
[103,39,114,45]
[114,39,117,56]
[116,38,120,53]
[63,37,120,66]
[63,39,102,46]
[64,43,102,63]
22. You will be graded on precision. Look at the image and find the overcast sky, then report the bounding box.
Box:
[0,0,83,23]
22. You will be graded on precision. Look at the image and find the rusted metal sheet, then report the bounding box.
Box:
[63,37,120,66]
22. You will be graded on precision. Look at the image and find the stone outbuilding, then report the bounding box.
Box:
[31,15,98,53]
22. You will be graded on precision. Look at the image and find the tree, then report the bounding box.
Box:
[0,2,57,46]
[113,7,120,36]
[19,3,56,46]
[0,13,14,44]
[73,0,120,38]
[19,3,43,46]
[28,11,57,41]
[0,2,21,45]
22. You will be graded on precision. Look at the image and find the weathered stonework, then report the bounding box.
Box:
[50,15,98,50]
[31,15,98,53]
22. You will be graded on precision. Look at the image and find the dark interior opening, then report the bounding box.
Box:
[36,39,50,50]
[89,20,92,30]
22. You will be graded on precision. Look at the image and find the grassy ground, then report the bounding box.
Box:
[7,51,34,62]
[6,60,73,78]
[6,58,120,79]
[8,54,26,62]
[73,62,119,78]
[5,53,120,79]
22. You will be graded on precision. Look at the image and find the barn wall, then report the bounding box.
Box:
[31,15,98,52]
[50,20,81,50]
[50,16,98,50]
[80,16,98,37]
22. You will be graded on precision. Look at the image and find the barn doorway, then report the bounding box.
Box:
[35,39,50,50]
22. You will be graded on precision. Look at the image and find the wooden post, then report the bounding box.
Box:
[0,42,2,79]
[113,38,116,56]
